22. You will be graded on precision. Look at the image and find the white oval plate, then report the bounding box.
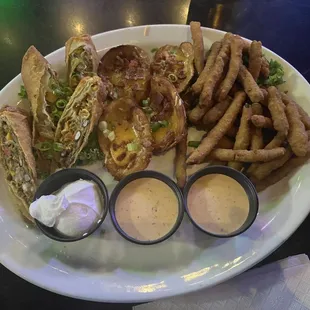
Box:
[1,25,310,303]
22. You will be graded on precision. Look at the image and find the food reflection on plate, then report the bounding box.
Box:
[1,21,309,231]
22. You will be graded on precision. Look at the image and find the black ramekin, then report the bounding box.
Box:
[183,165,259,238]
[109,170,184,245]
[33,168,109,242]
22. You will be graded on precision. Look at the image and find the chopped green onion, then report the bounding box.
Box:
[107,131,115,141]
[142,99,149,106]
[188,141,200,148]
[169,48,177,55]
[64,86,73,96]
[151,122,161,132]
[158,120,169,127]
[56,99,67,110]
[151,48,158,53]
[18,85,27,99]
[142,106,153,114]
[35,141,52,152]
[53,142,64,152]
[127,142,139,152]
[168,73,178,82]
[53,88,65,98]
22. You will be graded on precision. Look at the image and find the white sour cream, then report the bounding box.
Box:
[30,180,102,237]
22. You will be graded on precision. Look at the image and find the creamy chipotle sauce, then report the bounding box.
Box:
[115,178,179,241]
[187,174,249,235]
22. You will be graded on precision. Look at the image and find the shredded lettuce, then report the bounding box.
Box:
[18,85,28,99]
[258,59,285,87]
[75,131,104,166]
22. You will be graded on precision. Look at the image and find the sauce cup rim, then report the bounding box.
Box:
[183,165,259,238]
[109,170,185,245]
[33,168,109,242]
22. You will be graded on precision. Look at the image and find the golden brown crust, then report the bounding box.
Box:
[286,101,308,156]
[175,132,187,188]
[250,103,264,150]
[190,21,204,74]
[268,86,289,135]
[192,41,222,94]
[216,37,243,101]
[251,148,293,181]
[248,41,262,81]
[202,97,231,125]
[150,77,187,154]
[55,76,105,168]
[228,104,252,170]
[251,115,273,129]
[187,91,246,164]
[98,98,153,180]
[65,34,100,88]
[99,44,151,102]
[256,155,309,192]
[209,147,285,162]
[21,46,56,142]
[0,107,37,221]
[281,92,310,130]
[238,65,264,103]
[188,34,233,123]
[152,43,194,93]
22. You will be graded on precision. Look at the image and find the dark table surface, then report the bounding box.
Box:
[1,0,310,309]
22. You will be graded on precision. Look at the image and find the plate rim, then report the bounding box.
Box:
[1,24,310,303]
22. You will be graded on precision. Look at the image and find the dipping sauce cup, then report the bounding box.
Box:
[183,166,259,238]
[109,170,184,245]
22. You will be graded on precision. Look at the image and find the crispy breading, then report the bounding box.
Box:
[187,91,246,164]
[189,34,234,123]
[260,57,270,78]
[281,92,310,130]
[190,21,205,75]
[251,115,273,129]
[209,147,285,162]
[255,155,309,192]
[238,65,264,103]
[216,37,243,101]
[286,101,308,156]
[268,86,289,135]
[248,41,262,81]
[251,147,293,180]
[250,103,264,150]
[202,97,232,124]
[192,41,222,94]
[228,104,252,170]
[175,133,187,188]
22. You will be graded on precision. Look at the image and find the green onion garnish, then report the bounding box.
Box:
[127,142,139,152]
[188,141,200,148]
[18,85,28,99]
[151,122,161,132]
[35,141,52,152]
[151,48,158,53]
[142,106,153,114]
[158,120,169,127]
[142,99,149,106]
[55,99,67,110]
[53,88,65,98]
[168,73,178,82]
[53,142,64,152]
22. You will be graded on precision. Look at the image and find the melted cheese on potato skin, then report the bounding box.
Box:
[105,103,139,167]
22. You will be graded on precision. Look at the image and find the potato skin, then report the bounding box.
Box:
[98,45,151,103]
[151,42,194,93]
[98,98,153,180]
[150,76,187,154]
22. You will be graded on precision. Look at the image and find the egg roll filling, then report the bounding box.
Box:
[0,120,36,204]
